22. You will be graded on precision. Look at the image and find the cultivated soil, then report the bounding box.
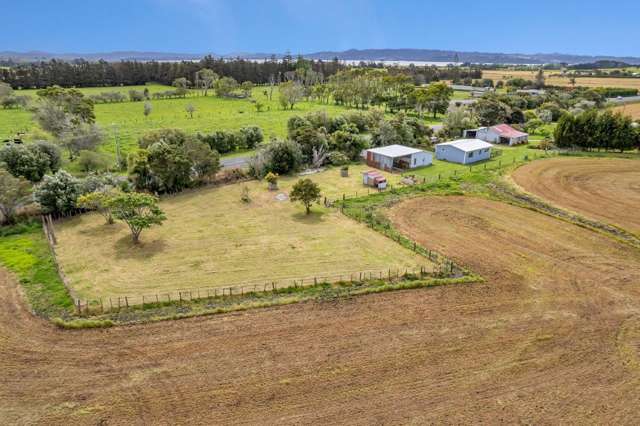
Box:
[2,195,640,424]
[512,157,640,235]
[482,69,640,89]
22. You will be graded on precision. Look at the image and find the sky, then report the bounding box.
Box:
[3,0,640,57]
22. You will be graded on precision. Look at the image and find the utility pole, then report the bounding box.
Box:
[112,123,121,167]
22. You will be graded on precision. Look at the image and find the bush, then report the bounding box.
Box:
[327,151,350,166]
[78,150,110,172]
[238,126,263,149]
[248,139,303,178]
[198,130,239,154]
[0,143,59,182]
[34,170,80,215]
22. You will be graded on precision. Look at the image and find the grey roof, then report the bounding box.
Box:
[366,144,425,158]
[451,85,492,92]
[436,139,493,152]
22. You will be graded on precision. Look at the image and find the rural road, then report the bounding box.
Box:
[607,95,640,105]
[220,155,250,169]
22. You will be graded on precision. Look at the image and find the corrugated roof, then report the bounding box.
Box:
[366,144,425,158]
[491,124,528,138]
[436,139,493,152]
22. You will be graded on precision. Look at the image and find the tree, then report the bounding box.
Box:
[279,81,304,109]
[0,168,31,224]
[0,82,12,99]
[423,82,453,118]
[185,103,196,118]
[290,178,321,214]
[182,138,220,182]
[78,150,109,172]
[0,143,58,182]
[195,69,218,96]
[241,81,254,97]
[443,106,479,138]
[143,101,152,117]
[238,126,263,149]
[213,76,239,97]
[535,69,546,89]
[472,97,512,126]
[107,192,166,244]
[60,123,104,159]
[147,141,192,193]
[34,170,80,215]
[77,189,118,224]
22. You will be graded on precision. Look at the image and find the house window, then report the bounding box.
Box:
[413,157,416,165]
[468,151,474,158]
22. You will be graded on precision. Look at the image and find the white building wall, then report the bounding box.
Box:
[409,151,432,168]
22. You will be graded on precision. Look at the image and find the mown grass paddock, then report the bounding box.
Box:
[53,166,433,301]
[613,101,640,119]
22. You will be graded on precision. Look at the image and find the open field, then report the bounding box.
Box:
[0,86,395,155]
[614,101,640,119]
[512,157,640,235]
[3,195,640,423]
[483,69,640,89]
[53,166,426,300]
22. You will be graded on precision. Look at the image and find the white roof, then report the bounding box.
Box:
[436,139,493,152]
[366,144,425,158]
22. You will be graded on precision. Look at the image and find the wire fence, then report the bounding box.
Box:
[70,263,454,315]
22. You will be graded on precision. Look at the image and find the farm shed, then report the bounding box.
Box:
[362,170,388,189]
[364,145,432,171]
[464,124,528,146]
[435,139,492,164]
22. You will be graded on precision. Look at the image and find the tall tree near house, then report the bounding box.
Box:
[107,192,166,244]
[0,168,31,224]
[290,178,321,215]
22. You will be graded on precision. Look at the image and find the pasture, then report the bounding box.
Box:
[512,157,640,235]
[482,69,640,89]
[53,165,428,301]
[0,85,377,155]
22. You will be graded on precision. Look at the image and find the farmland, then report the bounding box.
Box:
[0,85,384,155]
[482,69,640,89]
[3,190,640,423]
[512,157,640,235]
[53,165,428,301]
[614,101,640,119]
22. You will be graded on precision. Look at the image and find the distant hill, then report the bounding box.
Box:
[2,48,640,65]
[569,60,633,69]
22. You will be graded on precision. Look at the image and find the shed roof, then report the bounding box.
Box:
[366,144,425,158]
[491,124,528,138]
[436,139,493,152]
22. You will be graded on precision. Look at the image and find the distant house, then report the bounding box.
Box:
[464,124,528,146]
[435,139,492,164]
[450,99,477,108]
[364,145,432,171]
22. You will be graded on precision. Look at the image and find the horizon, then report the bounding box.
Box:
[3,0,640,58]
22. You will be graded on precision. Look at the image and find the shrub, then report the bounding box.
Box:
[238,126,264,149]
[290,178,321,214]
[249,139,303,178]
[78,150,110,172]
[34,170,80,215]
[327,151,350,166]
[0,142,59,182]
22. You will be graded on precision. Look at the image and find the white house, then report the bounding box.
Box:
[464,124,528,146]
[364,145,432,171]
[435,139,493,164]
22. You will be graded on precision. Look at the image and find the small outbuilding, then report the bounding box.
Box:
[464,124,528,146]
[364,145,432,171]
[435,139,493,164]
[362,170,388,189]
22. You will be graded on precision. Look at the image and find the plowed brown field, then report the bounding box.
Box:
[2,196,640,424]
[512,157,640,235]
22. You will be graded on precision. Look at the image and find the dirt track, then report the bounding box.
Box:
[2,196,640,424]
[512,157,640,235]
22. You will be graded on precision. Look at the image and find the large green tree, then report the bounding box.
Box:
[290,178,321,215]
[0,168,31,224]
[107,193,166,244]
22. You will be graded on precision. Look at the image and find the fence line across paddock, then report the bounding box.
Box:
[71,263,459,315]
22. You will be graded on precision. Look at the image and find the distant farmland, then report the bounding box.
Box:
[613,102,640,119]
[482,69,640,90]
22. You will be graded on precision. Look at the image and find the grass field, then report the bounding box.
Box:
[482,69,640,90]
[0,85,397,156]
[53,165,429,300]
[613,101,640,119]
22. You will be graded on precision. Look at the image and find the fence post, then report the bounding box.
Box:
[125,296,129,308]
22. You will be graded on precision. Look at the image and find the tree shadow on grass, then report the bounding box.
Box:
[113,234,167,259]
[77,221,124,237]
[291,209,326,224]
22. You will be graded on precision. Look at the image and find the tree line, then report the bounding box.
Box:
[554,110,640,152]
